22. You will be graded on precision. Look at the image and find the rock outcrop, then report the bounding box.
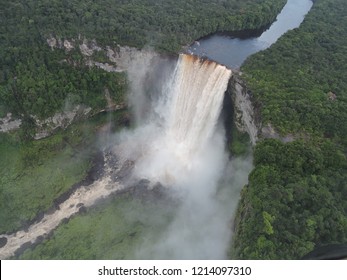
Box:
[33,105,92,139]
[0,113,22,133]
[46,35,158,73]
[227,71,296,144]
[228,72,260,145]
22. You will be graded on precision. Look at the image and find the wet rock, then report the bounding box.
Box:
[61,218,69,224]
[119,179,173,205]
[14,241,32,257]
[46,206,57,215]
[114,160,134,182]
[35,235,44,244]
[0,237,7,248]
[78,206,87,214]
[229,74,259,145]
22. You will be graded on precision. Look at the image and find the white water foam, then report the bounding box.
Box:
[122,54,232,188]
[114,54,242,259]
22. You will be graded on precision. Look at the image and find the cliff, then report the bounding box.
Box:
[2,38,155,139]
[227,72,296,145]
[227,72,260,145]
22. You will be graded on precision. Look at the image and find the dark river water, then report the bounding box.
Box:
[188,0,313,69]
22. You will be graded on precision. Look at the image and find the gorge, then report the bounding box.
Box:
[0,0,316,259]
[0,54,239,259]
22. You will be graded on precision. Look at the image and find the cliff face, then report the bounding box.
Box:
[46,36,158,73]
[227,72,296,145]
[2,38,154,138]
[3,40,270,144]
[0,113,22,133]
[228,72,260,145]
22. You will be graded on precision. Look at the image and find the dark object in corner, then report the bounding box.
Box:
[302,244,347,260]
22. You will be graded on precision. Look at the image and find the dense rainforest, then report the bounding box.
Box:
[0,0,286,124]
[1,0,346,260]
[232,0,347,259]
[1,0,286,51]
[0,0,285,238]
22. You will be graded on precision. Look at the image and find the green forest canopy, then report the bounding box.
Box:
[2,0,347,260]
[0,0,286,122]
[232,0,347,259]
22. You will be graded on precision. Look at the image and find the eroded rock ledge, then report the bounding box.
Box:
[228,71,295,144]
[228,72,260,145]
[2,37,156,138]
[46,36,158,73]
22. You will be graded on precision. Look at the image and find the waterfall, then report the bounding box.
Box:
[0,54,237,260]
[129,54,245,259]
[128,54,232,186]
[167,54,232,157]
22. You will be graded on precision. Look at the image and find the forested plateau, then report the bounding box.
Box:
[232,0,347,259]
[0,0,346,260]
[0,0,286,241]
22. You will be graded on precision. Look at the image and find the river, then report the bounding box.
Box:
[188,0,313,69]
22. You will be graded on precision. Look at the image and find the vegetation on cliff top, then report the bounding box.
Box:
[0,0,286,124]
[233,0,347,259]
[232,138,347,259]
[1,0,286,52]
[243,0,347,143]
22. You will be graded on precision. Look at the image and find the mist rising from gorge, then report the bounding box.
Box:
[111,53,252,259]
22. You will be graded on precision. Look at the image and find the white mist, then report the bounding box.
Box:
[113,54,251,259]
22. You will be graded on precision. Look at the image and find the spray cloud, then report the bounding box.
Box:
[112,53,252,259]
